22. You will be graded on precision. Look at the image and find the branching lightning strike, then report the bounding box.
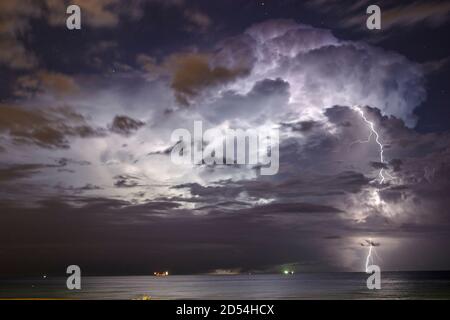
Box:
[352,106,390,273]
[352,105,387,184]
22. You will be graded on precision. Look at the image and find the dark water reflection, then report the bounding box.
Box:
[1,272,450,300]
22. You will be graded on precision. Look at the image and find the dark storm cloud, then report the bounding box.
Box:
[0,1,39,69]
[113,174,142,188]
[78,183,102,191]
[14,71,79,98]
[169,53,249,105]
[370,161,389,170]
[173,168,371,207]
[0,163,58,183]
[0,195,349,275]
[145,144,175,156]
[109,115,145,136]
[56,157,91,167]
[242,202,343,215]
[389,159,403,172]
[271,171,372,196]
[281,120,320,133]
[0,104,105,148]
[251,78,290,96]
[172,182,243,199]
[0,158,92,185]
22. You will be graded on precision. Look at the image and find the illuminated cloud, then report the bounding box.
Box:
[211,19,426,127]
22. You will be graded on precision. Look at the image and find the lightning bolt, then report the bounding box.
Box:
[365,242,373,273]
[352,105,390,184]
[351,106,392,273]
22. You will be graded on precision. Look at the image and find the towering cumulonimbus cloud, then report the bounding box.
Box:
[209,19,426,127]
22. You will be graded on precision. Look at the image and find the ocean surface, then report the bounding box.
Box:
[1,272,450,300]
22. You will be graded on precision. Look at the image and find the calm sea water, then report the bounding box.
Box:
[1,272,450,300]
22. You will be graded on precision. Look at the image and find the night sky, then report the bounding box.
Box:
[1,0,450,276]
